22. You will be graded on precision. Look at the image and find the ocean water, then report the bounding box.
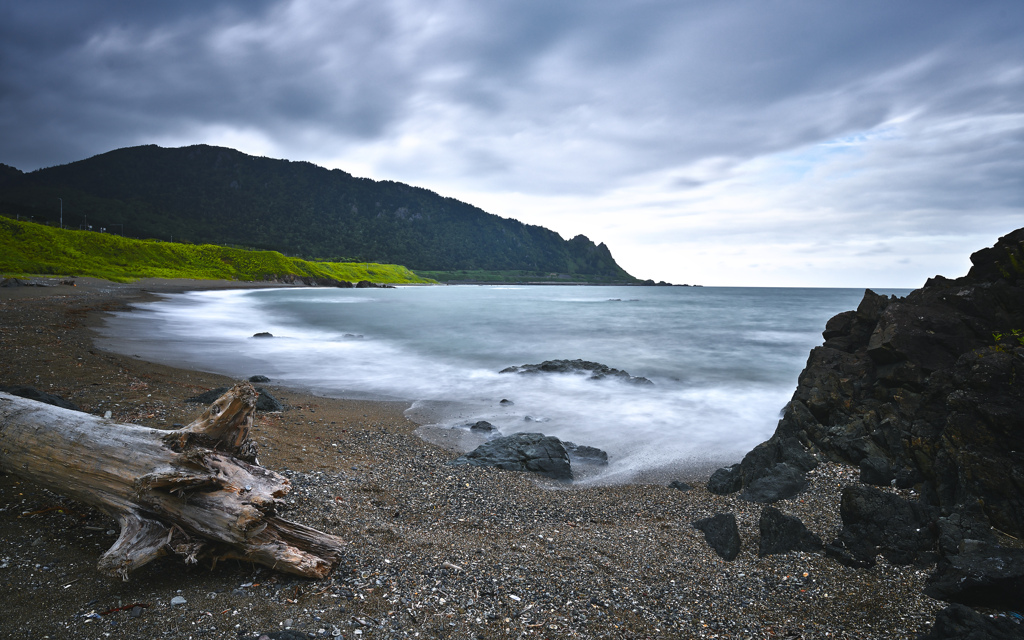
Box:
[95,285,907,483]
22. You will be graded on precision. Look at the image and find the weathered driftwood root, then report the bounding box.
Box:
[0,382,344,580]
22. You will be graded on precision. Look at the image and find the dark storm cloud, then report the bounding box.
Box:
[0,0,1021,286]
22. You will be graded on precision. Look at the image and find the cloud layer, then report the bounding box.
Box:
[1,0,1021,285]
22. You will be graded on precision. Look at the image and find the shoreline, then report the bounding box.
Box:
[0,277,945,639]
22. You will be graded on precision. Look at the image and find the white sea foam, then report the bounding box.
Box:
[95,285,906,483]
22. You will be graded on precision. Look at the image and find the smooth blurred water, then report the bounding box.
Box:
[96,285,907,483]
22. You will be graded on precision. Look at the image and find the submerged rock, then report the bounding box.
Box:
[563,441,609,465]
[692,513,741,561]
[449,433,573,480]
[252,332,274,338]
[469,420,497,433]
[499,359,653,385]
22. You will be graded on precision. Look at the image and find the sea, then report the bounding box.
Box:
[95,285,909,484]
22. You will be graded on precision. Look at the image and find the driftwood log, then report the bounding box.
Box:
[0,382,344,580]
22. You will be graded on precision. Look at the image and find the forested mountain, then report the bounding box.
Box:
[0,145,635,280]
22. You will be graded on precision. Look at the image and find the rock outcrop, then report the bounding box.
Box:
[712,228,1024,540]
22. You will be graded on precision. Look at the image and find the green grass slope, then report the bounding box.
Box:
[0,217,434,284]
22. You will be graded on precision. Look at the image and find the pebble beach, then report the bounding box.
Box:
[0,278,947,639]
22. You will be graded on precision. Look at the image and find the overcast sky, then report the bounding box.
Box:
[1,1,1022,286]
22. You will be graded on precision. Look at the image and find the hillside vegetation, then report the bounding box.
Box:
[0,217,433,284]
[0,145,637,280]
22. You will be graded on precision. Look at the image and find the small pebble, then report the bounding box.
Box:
[170,596,187,607]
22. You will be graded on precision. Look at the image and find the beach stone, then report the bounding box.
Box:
[170,596,187,606]
[499,359,653,385]
[449,433,572,480]
[0,385,80,411]
[924,545,1024,610]
[499,399,514,405]
[693,514,741,561]
[469,420,496,432]
[824,484,938,568]
[758,506,823,556]
[707,464,742,495]
[916,604,1024,640]
[668,480,693,492]
[248,375,271,383]
[740,463,807,503]
[253,332,274,338]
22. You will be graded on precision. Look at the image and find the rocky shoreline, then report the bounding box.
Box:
[0,244,1021,638]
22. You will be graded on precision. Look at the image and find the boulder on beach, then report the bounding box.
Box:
[692,513,741,561]
[248,375,271,383]
[758,506,823,557]
[449,433,573,480]
[469,420,497,433]
[924,545,1024,610]
[916,604,1024,640]
[824,484,938,569]
[499,359,653,385]
[252,332,274,338]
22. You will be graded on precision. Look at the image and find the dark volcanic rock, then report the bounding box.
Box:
[563,441,609,465]
[449,433,573,480]
[924,545,1024,610]
[916,604,1024,640]
[469,420,497,432]
[707,464,742,495]
[254,388,283,412]
[732,228,1024,539]
[499,359,653,385]
[692,514,741,561]
[824,484,938,568]
[186,386,283,411]
[758,506,823,556]
[0,385,79,411]
[740,462,808,503]
[936,508,998,557]
[859,455,895,486]
[248,375,271,383]
[252,332,274,338]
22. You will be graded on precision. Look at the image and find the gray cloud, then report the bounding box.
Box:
[0,0,1021,285]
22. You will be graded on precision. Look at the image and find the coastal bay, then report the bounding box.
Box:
[0,278,947,638]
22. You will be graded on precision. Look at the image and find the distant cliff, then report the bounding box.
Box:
[0,145,636,280]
